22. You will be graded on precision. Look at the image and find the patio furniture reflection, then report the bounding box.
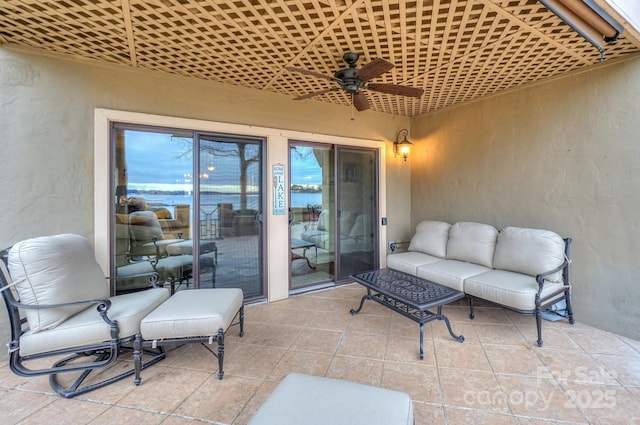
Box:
[200,204,220,239]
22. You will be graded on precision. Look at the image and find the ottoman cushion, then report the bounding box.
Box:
[248,373,413,425]
[140,288,242,340]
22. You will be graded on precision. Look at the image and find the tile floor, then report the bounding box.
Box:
[1,283,639,424]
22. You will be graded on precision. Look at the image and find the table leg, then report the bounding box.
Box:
[302,247,316,269]
[437,305,464,342]
[350,288,372,315]
[419,322,424,360]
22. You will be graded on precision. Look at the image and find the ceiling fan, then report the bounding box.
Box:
[286,52,424,112]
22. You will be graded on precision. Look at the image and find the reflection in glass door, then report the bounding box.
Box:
[197,133,264,298]
[111,124,264,299]
[337,147,377,279]
[289,143,335,289]
[289,143,378,290]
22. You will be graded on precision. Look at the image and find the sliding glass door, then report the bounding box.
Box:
[337,147,377,280]
[110,124,264,299]
[196,133,264,297]
[289,142,377,290]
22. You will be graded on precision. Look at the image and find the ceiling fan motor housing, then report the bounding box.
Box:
[335,67,363,93]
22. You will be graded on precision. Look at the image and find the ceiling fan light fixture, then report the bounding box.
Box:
[287,52,423,113]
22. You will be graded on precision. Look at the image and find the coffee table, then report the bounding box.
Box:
[291,238,316,269]
[350,268,464,359]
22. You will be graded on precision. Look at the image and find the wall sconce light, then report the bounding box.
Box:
[394,129,413,162]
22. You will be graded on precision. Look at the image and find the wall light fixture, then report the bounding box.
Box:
[394,129,413,162]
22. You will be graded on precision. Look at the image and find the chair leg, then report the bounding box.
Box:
[239,305,245,337]
[536,307,542,347]
[133,332,142,385]
[565,288,575,325]
[468,296,475,320]
[535,301,543,347]
[217,328,225,380]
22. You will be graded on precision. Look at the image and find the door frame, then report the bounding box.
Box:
[94,108,387,302]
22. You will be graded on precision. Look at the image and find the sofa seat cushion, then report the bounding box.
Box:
[464,270,564,311]
[416,260,490,292]
[493,227,565,283]
[9,234,111,332]
[19,288,170,356]
[408,220,450,258]
[446,222,498,268]
[299,229,330,249]
[387,252,443,275]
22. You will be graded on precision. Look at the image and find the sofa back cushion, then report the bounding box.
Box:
[8,234,110,332]
[446,222,498,267]
[340,211,357,236]
[317,210,329,231]
[408,220,450,258]
[493,227,565,282]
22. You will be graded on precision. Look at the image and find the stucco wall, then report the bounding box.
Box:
[410,54,640,341]
[0,46,411,362]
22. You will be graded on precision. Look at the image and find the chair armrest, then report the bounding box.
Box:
[5,297,118,330]
[106,271,161,287]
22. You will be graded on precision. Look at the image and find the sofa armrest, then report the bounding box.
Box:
[389,241,410,253]
[535,237,572,289]
[535,260,569,287]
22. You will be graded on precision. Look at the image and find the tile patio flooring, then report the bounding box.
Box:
[1,284,639,424]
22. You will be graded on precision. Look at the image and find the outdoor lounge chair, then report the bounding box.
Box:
[0,233,170,398]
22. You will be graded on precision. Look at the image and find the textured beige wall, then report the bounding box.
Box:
[0,45,411,361]
[410,54,640,341]
[0,45,411,247]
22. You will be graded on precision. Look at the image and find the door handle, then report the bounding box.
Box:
[288,208,293,225]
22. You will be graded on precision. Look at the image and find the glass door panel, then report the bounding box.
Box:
[111,124,265,299]
[289,143,335,289]
[197,133,264,298]
[337,147,377,280]
[111,125,194,295]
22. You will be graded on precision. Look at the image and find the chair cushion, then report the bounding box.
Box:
[141,288,243,340]
[155,255,193,280]
[493,227,565,282]
[446,222,498,268]
[129,211,164,242]
[249,373,413,425]
[8,234,110,332]
[19,288,170,356]
[408,220,450,258]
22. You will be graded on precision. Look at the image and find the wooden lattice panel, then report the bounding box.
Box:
[1,0,638,117]
[1,0,131,65]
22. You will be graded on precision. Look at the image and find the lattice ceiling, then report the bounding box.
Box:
[1,0,639,117]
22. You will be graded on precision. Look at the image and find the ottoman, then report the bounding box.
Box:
[248,373,414,425]
[133,288,244,384]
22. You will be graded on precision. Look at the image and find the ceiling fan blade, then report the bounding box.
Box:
[353,92,370,111]
[293,87,339,100]
[285,67,340,83]
[355,58,394,81]
[367,83,424,98]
